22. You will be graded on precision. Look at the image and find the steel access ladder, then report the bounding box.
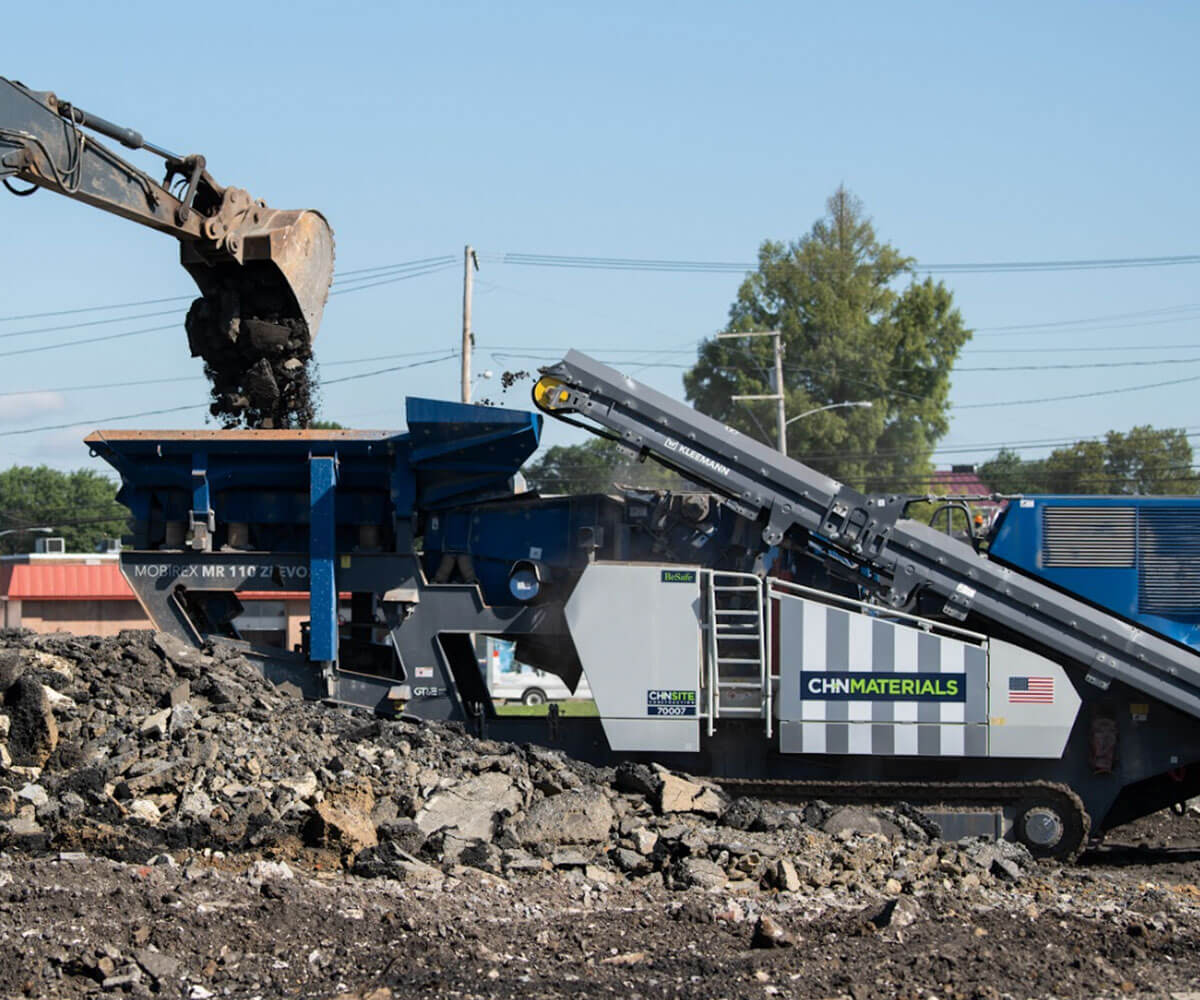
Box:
[704,570,771,738]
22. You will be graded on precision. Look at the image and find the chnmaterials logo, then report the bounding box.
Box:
[801,671,965,702]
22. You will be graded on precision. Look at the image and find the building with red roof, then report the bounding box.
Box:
[0,550,150,635]
[0,540,326,649]
[928,464,1008,528]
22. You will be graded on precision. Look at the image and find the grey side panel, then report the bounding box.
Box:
[565,563,701,752]
[987,639,1081,759]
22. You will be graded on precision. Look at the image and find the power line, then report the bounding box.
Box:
[7,247,1200,328]
[328,260,458,296]
[491,336,1200,378]
[320,353,459,387]
[335,255,458,280]
[953,357,1200,372]
[0,308,182,341]
[500,253,753,273]
[0,255,460,325]
[485,340,1200,371]
[0,354,460,438]
[0,375,196,399]
[974,302,1200,334]
[770,429,1200,465]
[967,342,1200,354]
[0,348,457,399]
[955,372,1200,409]
[490,347,926,400]
[974,314,1200,338]
[0,269,458,362]
[0,504,126,524]
[499,251,1200,275]
[492,336,1200,358]
[484,346,1200,409]
[923,254,1200,274]
[0,295,193,324]
[0,403,207,438]
[0,323,179,359]
[323,348,464,368]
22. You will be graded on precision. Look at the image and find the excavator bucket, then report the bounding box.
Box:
[182,203,335,429]
[0,75,334,429]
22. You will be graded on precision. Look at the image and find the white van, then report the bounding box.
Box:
[479,636,592,705]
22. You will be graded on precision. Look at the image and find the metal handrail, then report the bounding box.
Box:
[765,577,989,645]
[700,569,710,734]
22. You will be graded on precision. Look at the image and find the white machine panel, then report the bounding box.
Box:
[565,563,702,752]
[986,639,1080,759]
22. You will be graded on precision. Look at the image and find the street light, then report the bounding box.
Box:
[785,400,872,427]
[0,526,53,539]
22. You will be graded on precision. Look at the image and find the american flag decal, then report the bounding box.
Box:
[1009,676,1054,704]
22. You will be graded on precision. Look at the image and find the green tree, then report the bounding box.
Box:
[683,187,970,491]
[310,420,345,430]
[0,466,126,554]
[978,448,1045,494]
[1042,440,1109,494]
[977,427,1197,496]
[1105,425,1195,494]
[524,439,688,495]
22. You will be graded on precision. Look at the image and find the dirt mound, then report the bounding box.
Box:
[2,628,1200,998]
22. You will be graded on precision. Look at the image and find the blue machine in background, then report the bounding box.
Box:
[989,496,1200,653]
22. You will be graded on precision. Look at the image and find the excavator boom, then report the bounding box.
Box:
[0,76,334,427]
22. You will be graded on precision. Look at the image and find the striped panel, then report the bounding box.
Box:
[780,721,989,757]
[778,601,988,758]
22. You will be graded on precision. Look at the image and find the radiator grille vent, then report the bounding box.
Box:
[1138,508,1200,614]
[1042,507,1135,567]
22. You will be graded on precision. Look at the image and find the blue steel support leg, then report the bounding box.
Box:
[190,451,213,551]
[309,456,339,665]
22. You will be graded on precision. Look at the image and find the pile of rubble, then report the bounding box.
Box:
[8,629,1200,998]
[185,299,317,429]
[0,628,1036,903]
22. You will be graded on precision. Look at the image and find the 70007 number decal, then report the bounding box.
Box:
[647,689,697,717]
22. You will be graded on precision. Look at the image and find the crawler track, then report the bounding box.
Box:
[718,777,1089,859]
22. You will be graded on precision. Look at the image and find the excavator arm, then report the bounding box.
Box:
[0,76,334,427]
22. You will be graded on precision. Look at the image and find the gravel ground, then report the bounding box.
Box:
[4,629,1200,1000]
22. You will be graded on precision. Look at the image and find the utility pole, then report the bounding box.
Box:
[461,245,478,403]
[719,329,787,455]
[772,332,786,457]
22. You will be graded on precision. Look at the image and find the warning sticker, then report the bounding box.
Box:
[661,570,697,584]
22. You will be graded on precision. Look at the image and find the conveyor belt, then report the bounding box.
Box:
[535,351,1200,721]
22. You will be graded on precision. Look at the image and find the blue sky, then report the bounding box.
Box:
[2,1,1198,476]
